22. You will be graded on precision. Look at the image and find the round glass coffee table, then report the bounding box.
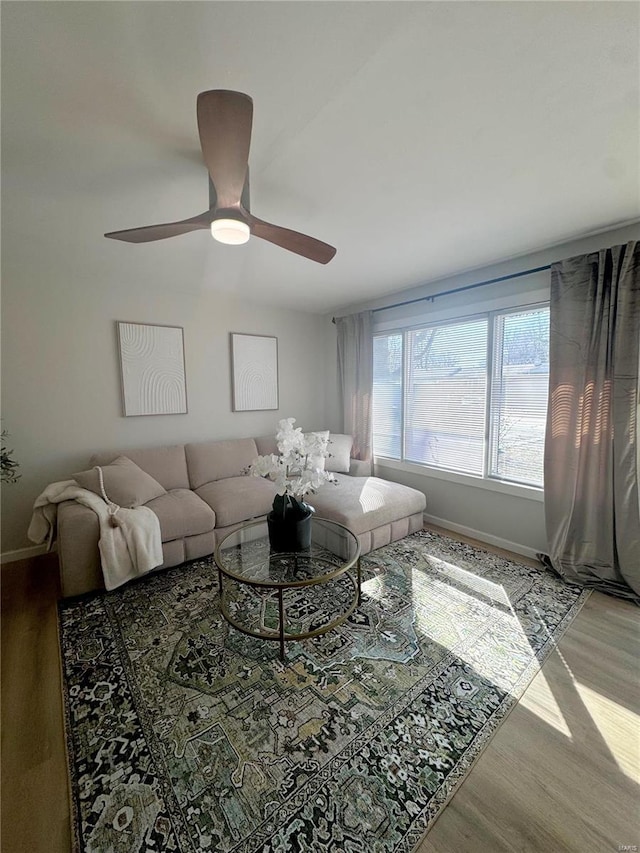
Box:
[214,517,361,660]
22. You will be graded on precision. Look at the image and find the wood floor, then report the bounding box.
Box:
[2,531,638,853]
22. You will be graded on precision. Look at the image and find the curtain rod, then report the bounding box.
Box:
[332,263,552,323]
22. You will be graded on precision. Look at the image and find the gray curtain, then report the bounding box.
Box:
[336,310,373,461]
[543,241,640,601]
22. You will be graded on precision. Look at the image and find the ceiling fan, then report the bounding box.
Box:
[104,90,336,264]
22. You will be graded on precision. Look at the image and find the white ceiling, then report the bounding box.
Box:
[2,1,639,314]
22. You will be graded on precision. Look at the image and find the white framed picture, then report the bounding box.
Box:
[117,321,187,416]
[230,333,279,412]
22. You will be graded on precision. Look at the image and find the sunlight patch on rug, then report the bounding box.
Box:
[59,529,589,853]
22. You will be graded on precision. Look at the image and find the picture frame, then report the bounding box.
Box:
[117,321,188,416]
[230,333,279,412]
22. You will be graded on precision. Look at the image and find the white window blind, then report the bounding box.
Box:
[405,319,488,475]
[373,334,402,459]
[372,302,549,489]
[489,307,549,485]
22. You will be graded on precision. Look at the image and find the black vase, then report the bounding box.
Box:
[267,501,314,552]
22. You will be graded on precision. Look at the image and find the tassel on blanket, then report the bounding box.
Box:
[96,465,122,528]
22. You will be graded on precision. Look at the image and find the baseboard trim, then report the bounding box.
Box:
[1,544,55,564]
[422,513,540,561]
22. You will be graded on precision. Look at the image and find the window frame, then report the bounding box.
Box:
[373,299,549,495]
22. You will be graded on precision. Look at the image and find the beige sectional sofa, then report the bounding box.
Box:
[57,434,426,597]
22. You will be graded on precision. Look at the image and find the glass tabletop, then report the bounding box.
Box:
[215,516,360,588]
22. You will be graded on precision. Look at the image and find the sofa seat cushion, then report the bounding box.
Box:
[196,476,278,528]
[145,489,216,542]
[309,474,426,535]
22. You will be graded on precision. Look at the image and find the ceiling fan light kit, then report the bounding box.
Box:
[105,89,336,264]
[210,218,250,245]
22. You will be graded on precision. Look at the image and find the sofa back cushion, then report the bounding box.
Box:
[186,438,259,489]
[254,434,279,456]
[325,434,353,473]
[89,444,190,491]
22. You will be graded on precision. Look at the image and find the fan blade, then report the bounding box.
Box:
[105,212,211,243]
[248,215,336,264]
[197,90,253,209]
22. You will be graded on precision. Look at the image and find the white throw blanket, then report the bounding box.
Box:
[28,480,163,591]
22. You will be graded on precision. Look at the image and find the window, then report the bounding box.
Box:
[373,334,402,458]
[372,304,549,488]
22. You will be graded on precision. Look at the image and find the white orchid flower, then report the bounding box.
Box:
[248,454,279,478]
[274,470,290,495]
[248,417,338,500]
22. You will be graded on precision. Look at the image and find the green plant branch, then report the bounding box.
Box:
[1,429,21,484]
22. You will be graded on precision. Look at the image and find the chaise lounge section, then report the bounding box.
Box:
[57,433,426,597]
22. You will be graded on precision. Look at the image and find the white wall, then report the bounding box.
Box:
[328,222,640,557]
[1,279,330,554]
[4,222,637,558]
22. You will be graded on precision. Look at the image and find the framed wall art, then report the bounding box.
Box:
[117,321,187,416]
[230,333,279,412]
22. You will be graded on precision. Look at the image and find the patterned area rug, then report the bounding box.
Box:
[59,530,589,852]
